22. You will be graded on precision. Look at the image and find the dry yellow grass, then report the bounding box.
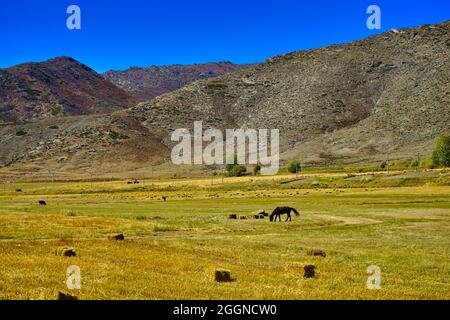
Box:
[0,174,449,299]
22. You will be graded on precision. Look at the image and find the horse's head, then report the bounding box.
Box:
[269,214,274,222]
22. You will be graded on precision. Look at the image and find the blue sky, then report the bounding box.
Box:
[0,0,449,72]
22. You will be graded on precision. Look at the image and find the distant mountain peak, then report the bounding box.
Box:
[0,57,135,123]
[103,61,253,101]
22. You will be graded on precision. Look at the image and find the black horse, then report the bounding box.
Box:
[269,206,299,222]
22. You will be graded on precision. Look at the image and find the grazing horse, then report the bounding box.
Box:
[269,206,299,222]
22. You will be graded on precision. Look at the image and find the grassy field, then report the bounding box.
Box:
[0,169,449,300]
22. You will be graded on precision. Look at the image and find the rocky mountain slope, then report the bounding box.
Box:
[102,62,252,101]
[124,21,449,164]
[0,21,448,176]
[0,57,136,123]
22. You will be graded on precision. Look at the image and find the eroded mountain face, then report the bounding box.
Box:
[125,21,450,162]
[0,21,449,175]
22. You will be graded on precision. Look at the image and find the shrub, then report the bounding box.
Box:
[379,161,388,169]
[431,132,450,167]
[225,154,247,176]
[409,159,419,168]
[287,160,301,174]
[50,104,62,116]
[15,130,27,136]
[229,165,247,177]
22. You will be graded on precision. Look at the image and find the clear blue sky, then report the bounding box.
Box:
[0,0,448,72]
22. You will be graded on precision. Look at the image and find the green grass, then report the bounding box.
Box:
[0,171,449,300]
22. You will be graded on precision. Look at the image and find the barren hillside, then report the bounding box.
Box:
[0,21,448,176]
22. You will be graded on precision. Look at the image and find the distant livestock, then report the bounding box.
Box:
[38,200,47,206]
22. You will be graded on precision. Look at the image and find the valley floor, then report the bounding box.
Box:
[0,171,449,299]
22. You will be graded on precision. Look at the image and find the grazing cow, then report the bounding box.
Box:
[162,196,167,202]
[38,200,47,206]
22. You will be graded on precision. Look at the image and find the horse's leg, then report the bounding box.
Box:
[278,214,281,222]
[285,213,290,222]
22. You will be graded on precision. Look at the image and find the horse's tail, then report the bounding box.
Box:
[290,207,300,216]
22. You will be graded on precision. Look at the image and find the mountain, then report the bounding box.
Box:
[124,20,450,164]
[102,62,252,101]
[0,21,449,176]
[0,57,136,123]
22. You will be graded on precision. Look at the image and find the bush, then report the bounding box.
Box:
[225,154,238,173]
[431,132,450,167]
[15,130,27,136]
[225,154,247,176]
[50,104,62,116]
[287,160,301,174]
[229,165,247,177]
[409,159,419,168]
[379,161,388,169]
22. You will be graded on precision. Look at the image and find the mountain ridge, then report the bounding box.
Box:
[0,56,137,123]
[102,62,253,101]
[0,20,449,176]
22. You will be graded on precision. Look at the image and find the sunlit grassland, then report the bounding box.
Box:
[0,170,449,299]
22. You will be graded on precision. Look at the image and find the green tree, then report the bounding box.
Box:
[379,160,387,169]
[287,160,301,174]
[431,132,450,167]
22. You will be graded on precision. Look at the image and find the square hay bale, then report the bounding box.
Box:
[215,269,233,282]
[57,291,78,300]
[306,249,326,258]
[55,247,77,257]
[108,234,125,240]
[304,265,316,278]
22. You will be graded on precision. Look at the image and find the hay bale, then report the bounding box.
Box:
[253,209,268,217]
[228,214,238,219]
[108,234,124,240]
[55,247,76,257]
[215,269,233,282]
[306,249,326,258]
[57,291,78,300]
[304,265,316,278]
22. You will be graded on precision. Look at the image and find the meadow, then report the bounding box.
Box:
[0,169,449,299]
